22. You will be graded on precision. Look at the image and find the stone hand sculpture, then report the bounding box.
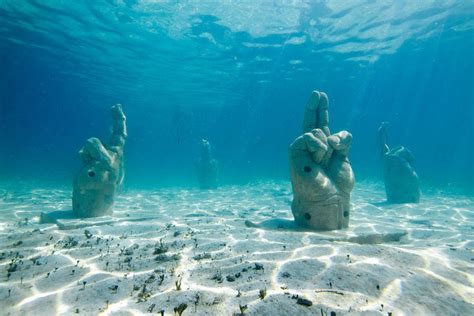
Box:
[197,139,218,189]
[378,122,420,203]
[289,91,355,231]
[72,104,127,218]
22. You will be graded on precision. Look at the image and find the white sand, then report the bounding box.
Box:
[0,180,473,315]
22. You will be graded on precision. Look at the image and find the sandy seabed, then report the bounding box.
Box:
[0,180,473,316]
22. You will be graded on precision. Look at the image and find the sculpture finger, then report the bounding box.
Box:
[377,121,390,156]
[327,156,355,195]
[79,137,113,167]
[111,103,126,120]
[327,133,354,194]
[302,90,321,133]
[289,134,335,197]
[317,92,330,136]
[392,146,415,163]
[328,131,352,157]
[304,130,328,164]
[200,139,212,160]
[109,104,127,149]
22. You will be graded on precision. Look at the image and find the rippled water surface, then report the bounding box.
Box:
[1,1,472,102]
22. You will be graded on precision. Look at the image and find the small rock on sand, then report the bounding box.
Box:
[296,298,313,306]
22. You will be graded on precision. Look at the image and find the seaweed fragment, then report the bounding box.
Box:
[315,289,344,295]
[137,284,151,302]
[158,274,165,285]
[145,274,156,284]
[175,277,182,291]
[211,271,223,283]
[254,263,264,271]
[174,303,187,316]
[147,303,156,313]
[297,297,313,306]
[84,230,93,239]
[7,263,18,273]
[109,285,119,293]
[193,252,211,260]
[62,237,79,249]
[238,304,248,315]
[281,271,291,278]
[155,254,181,262]
[153,239,169,255]
[194,293,200,312]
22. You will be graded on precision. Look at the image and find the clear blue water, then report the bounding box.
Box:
[0,0,473,191]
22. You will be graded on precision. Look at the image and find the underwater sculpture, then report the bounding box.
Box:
[289,91,355,231]
[197,139,218,189]
[378,122,420,203]
[72,104,127,218]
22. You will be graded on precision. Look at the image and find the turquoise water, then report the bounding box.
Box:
[0,0,473,190]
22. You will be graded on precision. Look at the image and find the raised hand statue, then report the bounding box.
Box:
[197,139,218,189]
[289,91,355,230]
[72,104,127,218]
[378,122,420,203]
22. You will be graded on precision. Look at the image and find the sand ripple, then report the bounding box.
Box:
[0,181,473,315]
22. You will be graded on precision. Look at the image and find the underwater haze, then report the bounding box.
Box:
[1,0,473,189]
[1,1,474,316]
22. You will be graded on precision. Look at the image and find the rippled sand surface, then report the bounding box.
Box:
[0,181,473,315]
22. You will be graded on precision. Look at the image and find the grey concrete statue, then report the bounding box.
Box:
[72,104,127,218]
[197,139,218,189]
[289,91,355,231]
[378,122,420,203]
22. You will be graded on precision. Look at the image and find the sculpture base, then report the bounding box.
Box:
[72,188,115,218]
[291,195,350,231]
[385,178,420,204]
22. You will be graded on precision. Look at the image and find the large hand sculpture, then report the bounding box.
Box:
[378,122,420,203]
[197,139,218,189]
[289,91,355,231]
[72,104,127,218]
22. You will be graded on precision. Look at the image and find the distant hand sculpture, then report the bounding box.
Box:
[72,104,127,218]
[378,122,420,203]
[289,91,355,230]
[197,139,218,189]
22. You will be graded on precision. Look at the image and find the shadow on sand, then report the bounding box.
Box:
[245,219,407,245]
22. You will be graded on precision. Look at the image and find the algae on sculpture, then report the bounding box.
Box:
[289,91,355,231]
[72,104,127,218]
[378,122,420,203]
[197,139,218,189]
